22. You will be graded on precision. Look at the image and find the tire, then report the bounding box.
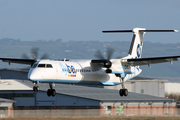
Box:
[52,89,56,97]
[33,86,36,91]
[36,86,40,91]
[119,89,123,96]
[123,89,128,96]
[47,89,51,97]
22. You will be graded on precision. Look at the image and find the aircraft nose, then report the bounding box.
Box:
[28,69,37,80]
[28,73,34,80]
[28,68,44,81]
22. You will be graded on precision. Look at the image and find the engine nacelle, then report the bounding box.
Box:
[106,69,112,73]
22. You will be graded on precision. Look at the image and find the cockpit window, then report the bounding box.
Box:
[32,63,38,68]
[36,64,53,68]
[37,64,46,68]
[47,64,53,68]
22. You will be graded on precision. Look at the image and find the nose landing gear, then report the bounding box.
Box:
[47,83,56,97]
[33,81,39,91]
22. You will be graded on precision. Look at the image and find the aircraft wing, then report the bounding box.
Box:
[0,58,35,65]
[121,56,180,66]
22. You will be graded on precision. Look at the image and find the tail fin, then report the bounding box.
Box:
[103,28,178,59]
[128,28,145,58]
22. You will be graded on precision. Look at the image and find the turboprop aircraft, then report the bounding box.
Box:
[0,28,179,97]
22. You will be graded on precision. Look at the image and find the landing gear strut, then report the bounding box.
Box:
[33,81,39,91]
[47,83,56,97]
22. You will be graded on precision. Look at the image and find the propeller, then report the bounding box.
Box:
[93,46,115,73]
[31,47,39,61]
[21,47,50,62]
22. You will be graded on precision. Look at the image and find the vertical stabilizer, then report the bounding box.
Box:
[128,28,146,58]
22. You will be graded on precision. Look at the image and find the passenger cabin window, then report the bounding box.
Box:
[47,64,53,68]
[37,64,45,68]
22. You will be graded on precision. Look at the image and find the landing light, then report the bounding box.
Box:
[121,59,127,62]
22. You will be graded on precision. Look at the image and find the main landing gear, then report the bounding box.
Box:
[47,83,56,97]
[115,74,128,97]
[119,78,128,97]
[33,81,39,91]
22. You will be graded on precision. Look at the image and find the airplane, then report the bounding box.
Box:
[0,28,179,97]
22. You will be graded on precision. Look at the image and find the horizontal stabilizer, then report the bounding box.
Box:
[103,29,178,33]
[139,30,178,32]
[102,30,132,33]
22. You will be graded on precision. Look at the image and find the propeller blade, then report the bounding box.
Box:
[41,53,50,59]
[94,49,105,59]
[31,47,39,61]
[107,46,115,60]
[21,53,30,59]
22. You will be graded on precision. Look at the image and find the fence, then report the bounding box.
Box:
[1,107,180,118]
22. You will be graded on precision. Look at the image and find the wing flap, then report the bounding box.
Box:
[122,56,180,66]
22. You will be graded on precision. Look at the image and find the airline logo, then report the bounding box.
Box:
[136,42,143,58]
[59,63,77,77]
[68,74,76,77]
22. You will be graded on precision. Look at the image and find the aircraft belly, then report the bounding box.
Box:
[79,72,120,85]
[81,72,108,81]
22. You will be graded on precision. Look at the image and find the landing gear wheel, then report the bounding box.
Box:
[33,86,36,91]
[47,89,56,97]
[119,89,123,96]
[33,86,39,91]
[123,89,128,96]
[52,89,56,97]
[47,89,52,97]
[36,86,39,91]
[119,89,128,97]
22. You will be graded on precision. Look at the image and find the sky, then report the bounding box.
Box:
[0,0,180,43]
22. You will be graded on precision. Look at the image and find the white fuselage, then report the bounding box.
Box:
[28,59,142,86]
